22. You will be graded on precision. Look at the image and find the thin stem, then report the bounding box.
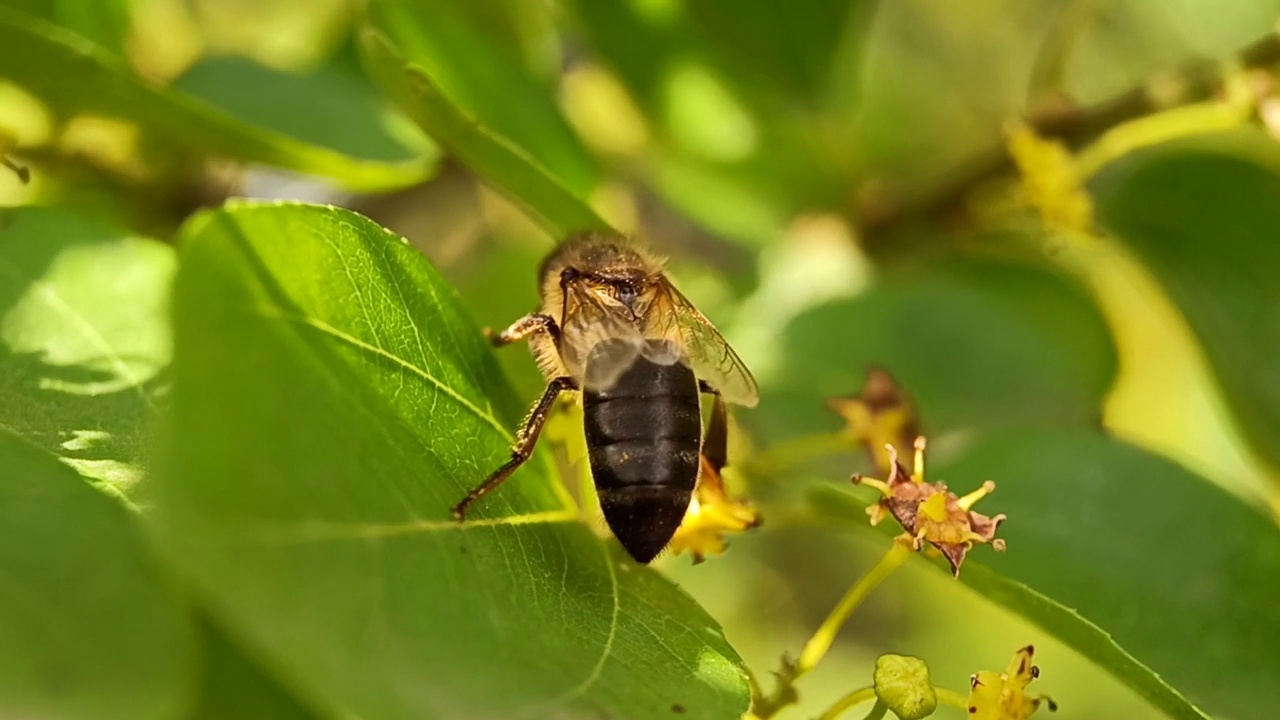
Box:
[814,687,877,720]
[1073,99,1251,179]
[750,541,914,719]
[747,432,853,477]
[859,699,890,720]
[2,156,29,184]
[935,687,971,711]
[796,541,913,674]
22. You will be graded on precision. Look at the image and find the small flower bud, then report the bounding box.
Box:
[873,654,938,720]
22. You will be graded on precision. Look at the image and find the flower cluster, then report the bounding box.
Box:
[1005,120,1093,235]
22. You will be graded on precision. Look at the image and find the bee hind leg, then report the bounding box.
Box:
[485,313,560,347]
[701,390,728,478]
[451,376,576,520]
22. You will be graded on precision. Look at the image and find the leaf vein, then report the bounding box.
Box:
[235,509,581,544]
[250,307,511,440]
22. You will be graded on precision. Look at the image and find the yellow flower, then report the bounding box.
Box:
[826,367,918,476]
[1005,121,1093,235]
[968,646,1058,720]
[854,437,1006,576]
[669,456,760,563]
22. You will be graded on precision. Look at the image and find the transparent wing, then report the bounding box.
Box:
[647,279,759,407]
[560,280,645,392]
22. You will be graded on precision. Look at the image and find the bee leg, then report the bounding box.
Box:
[698,380,720,396]
[702,390,728,476]
[451,376,576,520]
[485,313,560,348]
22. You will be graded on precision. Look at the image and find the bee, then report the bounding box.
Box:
[451,232,759,563]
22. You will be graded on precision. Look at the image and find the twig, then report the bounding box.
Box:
[858,30,1280,246]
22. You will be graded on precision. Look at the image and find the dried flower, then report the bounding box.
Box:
[968,646,1058,720]
[854,437,1006,576]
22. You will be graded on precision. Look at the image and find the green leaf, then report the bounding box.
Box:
[681,0,868,112]
[761,252,1115,442]
[151,201,748,720]
[0,206,173,492]
[360,27,612,238]
[367,0,599,195]
[0,6,432,191]
[172,53,432,166]
[0,430,196,720]
[191,619,325,720]
[814,430,1280,720]
[1094,131,1280,482]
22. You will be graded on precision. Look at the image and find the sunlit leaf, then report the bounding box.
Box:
[0,6,432,191]
[151,201,749,720]
[0,430,196,720]
[0,206,172,492]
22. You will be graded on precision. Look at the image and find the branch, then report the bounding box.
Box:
[857,30,1280,246]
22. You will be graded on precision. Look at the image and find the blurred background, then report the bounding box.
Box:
[4,0,1279,718]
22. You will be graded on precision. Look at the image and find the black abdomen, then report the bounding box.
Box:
[583,340,700,563]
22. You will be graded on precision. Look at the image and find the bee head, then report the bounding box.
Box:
[564,266,650,314]
[538,233,667,322]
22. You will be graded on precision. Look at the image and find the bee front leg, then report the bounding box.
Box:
[451,376,577,521]
[485,313,560,348]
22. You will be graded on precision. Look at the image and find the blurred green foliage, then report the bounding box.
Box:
[2,1,1280,719]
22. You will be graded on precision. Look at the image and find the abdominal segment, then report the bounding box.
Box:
[582,339,701,563]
